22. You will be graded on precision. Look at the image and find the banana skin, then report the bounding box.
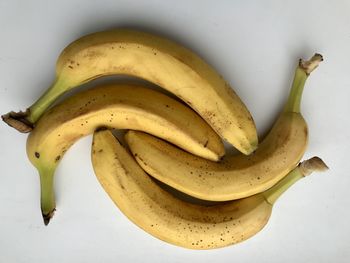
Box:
[92,129,328,249]
[26,84,224,224]
[126,54,323,201]
[3,29,257,154]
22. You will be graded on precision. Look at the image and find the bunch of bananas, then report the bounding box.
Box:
[2,29,328,249]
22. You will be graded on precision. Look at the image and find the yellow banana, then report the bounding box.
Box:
[3,29,257,154]
[126,54,323,201]
[92,129,328,249]
[26,83,224,224]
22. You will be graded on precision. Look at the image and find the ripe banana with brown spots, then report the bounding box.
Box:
[92,129,328,249]
[125,54,323,201]
[26,83,224,225]
[3,29,257,155]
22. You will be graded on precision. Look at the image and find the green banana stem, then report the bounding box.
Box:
[263,156,328,205]
[39,166,56,225]
[28,77,68,124]
[284,68,307,113]
[284,53,323,113]
[263,168,303,205]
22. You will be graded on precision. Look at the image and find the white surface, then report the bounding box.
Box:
[1,0,349,262]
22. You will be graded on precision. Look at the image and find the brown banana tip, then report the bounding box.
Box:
[299,53,324,75]
[1,110,33,133]
[299,156,329,177]
[42,209,56,226]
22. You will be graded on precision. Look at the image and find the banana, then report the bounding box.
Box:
[92,129,328,249]
[3,29,257,154]
[126,54,323,201]
[26,83,225,225]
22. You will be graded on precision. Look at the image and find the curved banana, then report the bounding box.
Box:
[3,29,257,154]
[92,129,327,249]
[126,54,323,201]
[26,83,224,225]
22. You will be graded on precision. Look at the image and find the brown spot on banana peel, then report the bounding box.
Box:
[204,140,209,148]
[135,155,148,166]
[55,155,61,162]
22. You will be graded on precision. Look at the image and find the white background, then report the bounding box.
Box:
[1,0,350,262]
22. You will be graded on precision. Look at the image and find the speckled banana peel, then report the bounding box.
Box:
[26,84,224,225]
[126,54,323,201]
[3,29,257,155]
[92,129,328,250]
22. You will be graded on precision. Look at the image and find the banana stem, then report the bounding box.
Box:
[263,156,328,205]
[284,54,323,113]
[263,168,303,205]
[39,166,56,225]
[28,77,68,124]
[284,69,307,113]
